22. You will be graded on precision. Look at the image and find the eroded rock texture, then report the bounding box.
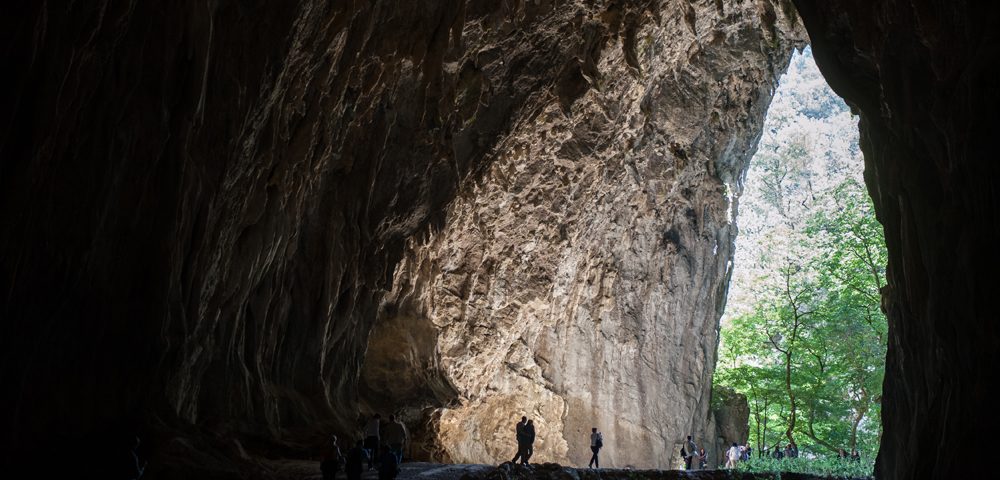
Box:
[792,1,1000,478]
[0,0,799,473]
[362,1,802,468]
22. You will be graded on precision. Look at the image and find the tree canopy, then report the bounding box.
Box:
[715,48,886,467]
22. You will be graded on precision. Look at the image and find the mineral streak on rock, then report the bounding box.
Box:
[363,1,803,467]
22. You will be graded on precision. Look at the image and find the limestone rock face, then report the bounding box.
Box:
[0,0,799,473]
[363,2,803,468]
[792,1,1000,478]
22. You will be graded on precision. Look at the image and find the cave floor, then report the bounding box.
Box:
[260,460,862,479]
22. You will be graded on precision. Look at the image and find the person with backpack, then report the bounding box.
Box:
[588,427,603,468]
[725,442,741,468]
[320,434,343,480]
[684,436,698,469]
[345,440,369,480]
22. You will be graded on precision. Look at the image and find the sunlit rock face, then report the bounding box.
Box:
[1,0,803,473]
[362,1,803,467]
[793,1,1000,478]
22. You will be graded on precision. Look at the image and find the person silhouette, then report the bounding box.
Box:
[511,416,529,464]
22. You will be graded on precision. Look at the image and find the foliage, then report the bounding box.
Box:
[737,456,874,478]
[715,47,887,465]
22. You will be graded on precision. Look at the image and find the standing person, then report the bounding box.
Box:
[383,414,408,464]
[725,442,741,469]
[790,442,798,458]
[511,416,529,464]
[320,434,343,480]
[588,428,603,468]
[698,447,708,469]
[378,445,400,480]
[851,449,861,462]
[364,414,382,470]
[345,440,369,480]
[783,443,794,459]
[744,442,753,460]
[771,445,783,460]
[523,420,537,464]
[684,436,698,470]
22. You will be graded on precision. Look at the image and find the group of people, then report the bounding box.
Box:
[684,435,758,470]
[509,417,604,469]
[320,413,409,480]
[680,435,714,470]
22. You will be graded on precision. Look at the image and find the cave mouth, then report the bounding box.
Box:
[715,46,884,475]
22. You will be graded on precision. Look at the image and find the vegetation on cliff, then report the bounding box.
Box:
[715,48,886,473]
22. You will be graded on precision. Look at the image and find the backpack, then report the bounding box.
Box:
[595,434,603,448]
[680,446,687,458]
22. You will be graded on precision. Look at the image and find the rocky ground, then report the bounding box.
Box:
[254,461,867,480]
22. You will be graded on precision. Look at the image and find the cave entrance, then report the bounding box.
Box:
[714,47,885,476]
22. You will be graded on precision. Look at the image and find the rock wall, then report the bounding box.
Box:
[0,0,799,473]
[362,1,802,468]
[792,1,1000,478]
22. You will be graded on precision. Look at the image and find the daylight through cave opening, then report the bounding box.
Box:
[715,47,885,475]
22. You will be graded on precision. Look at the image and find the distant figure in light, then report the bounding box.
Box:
[726,442,741,468]
[588,427,603,468]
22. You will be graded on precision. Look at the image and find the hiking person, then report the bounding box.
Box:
[523,419,536,464]
[511,416,529,464]
[320,434,343,480]
[851,449,861,462]
[684,436,698,469]
[378,445,400,480]
[588,427,603,468]
[783,443,794,459]
[743,442,752,461]
[838,448,848,459]
[772,445,783,460]
[725,442,741,468]
[698,447,708,469]
[364,413,381,470]
[345,440,369,480]
[383,414,408,464]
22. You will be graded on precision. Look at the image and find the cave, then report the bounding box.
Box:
[1,1,997,478]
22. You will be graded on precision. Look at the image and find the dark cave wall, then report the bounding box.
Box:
[794,1,1000,478]
[0,0,558,459]
[1,0,710,470]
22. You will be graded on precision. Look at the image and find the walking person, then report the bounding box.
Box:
[698,447,708,469]
[725,442,741,469]
[364,414,382,470]
[511,416,529,464]
[523,419,536,464]
[743,442,752,461]
[383,414,408,464]
[772,445,783,460]
[588,427,603,468]
[345,440,369,480]
[320,434,343,480]
[684,435,698,470]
